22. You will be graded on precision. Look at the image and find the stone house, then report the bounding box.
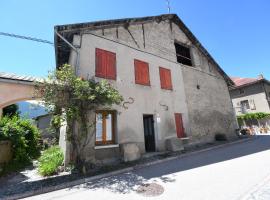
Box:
[55,14,238,164]
[230,75,270,126]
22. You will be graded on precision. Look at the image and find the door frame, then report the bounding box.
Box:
[143,114,157,152]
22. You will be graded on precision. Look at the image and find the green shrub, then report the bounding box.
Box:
[215,133,227,141]
[38,146,64,176]
[0,116,41,163]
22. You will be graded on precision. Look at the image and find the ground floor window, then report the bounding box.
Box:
[95,110,115,145]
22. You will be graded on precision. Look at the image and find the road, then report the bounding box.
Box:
[26,135,270,200]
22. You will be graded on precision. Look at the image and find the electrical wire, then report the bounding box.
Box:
[0,29,226,83]
[0,31,54,46]
[81,31,225,82]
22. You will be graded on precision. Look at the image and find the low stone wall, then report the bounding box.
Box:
[0,140,12,164]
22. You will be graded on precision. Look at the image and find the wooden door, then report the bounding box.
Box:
[175,113,185,138]
[143,115,156,152]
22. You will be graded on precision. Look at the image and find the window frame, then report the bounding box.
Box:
[134,59,150,86]
[159,67,173,90]
[95,48,117,80]
[174,42,193,66]
[95,110,116,145]
[240,100,250,110]
[239,88,245,95]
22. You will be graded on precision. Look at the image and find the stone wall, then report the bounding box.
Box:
[0,140,12,164]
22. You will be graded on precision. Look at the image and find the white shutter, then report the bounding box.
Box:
[249,99,256,110]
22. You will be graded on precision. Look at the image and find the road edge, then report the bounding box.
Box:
[11,137,253,200]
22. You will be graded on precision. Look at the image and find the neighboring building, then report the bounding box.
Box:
[55,14,237,164]
[230,75,270,115]
[34,113,53,140]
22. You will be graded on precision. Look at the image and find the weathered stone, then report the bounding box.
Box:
[0,140,12,164]
[121,143,141,162]
[165,137,184,152]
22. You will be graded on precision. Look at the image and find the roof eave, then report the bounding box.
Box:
[54,14,234,86]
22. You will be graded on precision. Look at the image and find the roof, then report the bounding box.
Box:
[231,77,258,87]
[230,76,270,89]
[54,14,234,86]
[0,72,41,83]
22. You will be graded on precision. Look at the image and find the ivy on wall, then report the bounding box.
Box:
[35,64,123,172]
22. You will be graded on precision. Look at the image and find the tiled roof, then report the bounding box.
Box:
[0,72,41,82]
[230,77,259,87]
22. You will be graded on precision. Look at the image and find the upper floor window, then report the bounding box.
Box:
[239,88,245,94]
[134,59,150,86]
[174,43,192,66]
[95,48,116,80]
[240,100,250,114]
[159,67,173,90]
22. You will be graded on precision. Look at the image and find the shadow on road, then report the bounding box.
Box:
[77,136,270,194]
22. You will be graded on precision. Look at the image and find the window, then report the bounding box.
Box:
[174,113,186,138]
[174,43,192,66]
[239,88,245,94]
[134,59,150,86]
[95,48,116,80]
[95,111,115,145]
[241,100,250,109]
[249,99,256,110]
[240,100,250,114]
[159,67,173,90]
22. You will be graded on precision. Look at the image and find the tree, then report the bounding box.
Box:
[36,64,123,173]
[2,104,20,117]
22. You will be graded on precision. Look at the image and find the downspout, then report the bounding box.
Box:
[55,30,80,76]
[262,80,270,110]
[55,30,81,165]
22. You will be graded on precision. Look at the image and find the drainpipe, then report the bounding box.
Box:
[0,108,2,119]
[262,81,270,110]
[54,30,80,76]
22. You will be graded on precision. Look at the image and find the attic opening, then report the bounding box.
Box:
[174,42,192,66]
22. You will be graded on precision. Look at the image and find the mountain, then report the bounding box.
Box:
[17,100,48,119]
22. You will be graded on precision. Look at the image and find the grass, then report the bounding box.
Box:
[38,146,64,176]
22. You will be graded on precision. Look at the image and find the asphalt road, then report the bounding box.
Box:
[26,135,270,200]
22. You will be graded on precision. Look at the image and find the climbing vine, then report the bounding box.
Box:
[36,64,123,172]
[237,112,270,121]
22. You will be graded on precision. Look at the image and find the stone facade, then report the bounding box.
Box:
[55,14,237,164]
[230,79,270,115]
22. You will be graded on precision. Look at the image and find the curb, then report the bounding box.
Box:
[10,137,253,200]
[134,137,254,170]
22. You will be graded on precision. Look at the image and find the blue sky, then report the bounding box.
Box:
[0,0,269,79]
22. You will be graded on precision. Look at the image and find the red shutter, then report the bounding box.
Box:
[95,48,106,78]
[134,59,150,85]
[159,67,165,89]
[95,48,116,80]
[159,67,172,90]
[175,113,185,138]
[165,69,172,90]
[106,51,116,80]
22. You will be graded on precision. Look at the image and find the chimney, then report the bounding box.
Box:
[258,74,264,80]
